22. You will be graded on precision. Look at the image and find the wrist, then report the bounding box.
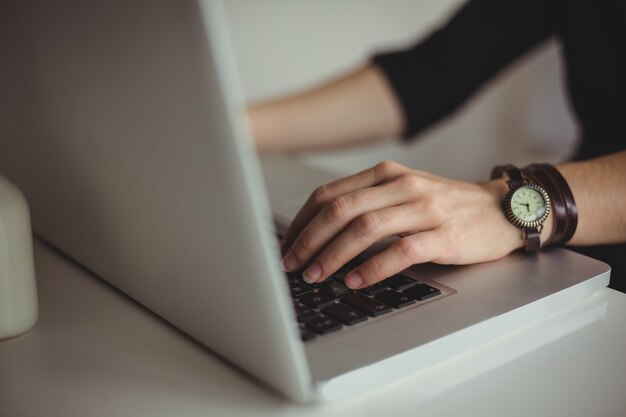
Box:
[482,179,526,252]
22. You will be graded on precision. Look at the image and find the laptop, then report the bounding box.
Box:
[0,0,610,402]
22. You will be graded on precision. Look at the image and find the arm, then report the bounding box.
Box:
[279,151,626,289]
[250,0,559,152]
[248,65,403,152]
[558,150,626,246]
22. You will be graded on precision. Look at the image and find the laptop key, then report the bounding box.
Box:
[300,327,317,341]
[341,293,392,317]
[319,280,351,297]
[299,292,336,309]
[385,275,418,291]
[404,283,442,301]
[306,316,342,335]
[289,281,314,298]
[321,303,368,325]
[294,304,320,322]
[286,271,304,281]
[358,281,389,296]
[375,290,416,309]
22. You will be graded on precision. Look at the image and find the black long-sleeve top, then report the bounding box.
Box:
[373,0,626,291]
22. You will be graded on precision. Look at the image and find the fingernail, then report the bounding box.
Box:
[303,262,321,283]
[345,272,363,289]
[281,251,299,272]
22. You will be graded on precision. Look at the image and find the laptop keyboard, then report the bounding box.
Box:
[288,256,442,341]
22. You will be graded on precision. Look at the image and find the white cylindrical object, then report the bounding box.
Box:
[0,175,38,340]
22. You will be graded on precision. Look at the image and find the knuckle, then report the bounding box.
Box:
[368,256,386,278]
[422,194,445,219]
[293,233,314,256]
[396,173,422,190]
[373,160,398,178]
[397,237,420,261]
[360,257,387,285]
[320,247,344,267]
[311,185,332,206]
[326,195,350,222]
[353,212,379,238]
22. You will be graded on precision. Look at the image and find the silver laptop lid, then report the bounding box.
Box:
[0,0,311,401]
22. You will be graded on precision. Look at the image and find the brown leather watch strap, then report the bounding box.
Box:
[525,228,541,251]
[490,164,525,187]
[523,163,577,246]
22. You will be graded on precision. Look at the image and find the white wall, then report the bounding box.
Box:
[225,0,578,181]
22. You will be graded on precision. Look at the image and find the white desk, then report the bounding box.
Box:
[1,241,625,417]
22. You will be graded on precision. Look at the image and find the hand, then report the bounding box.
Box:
[280,160,533,289]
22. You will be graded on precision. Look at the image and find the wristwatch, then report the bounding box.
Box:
[490,164,551,251]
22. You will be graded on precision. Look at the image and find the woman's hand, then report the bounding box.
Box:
[280,160,537,289]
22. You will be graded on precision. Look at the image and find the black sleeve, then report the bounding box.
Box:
[373,0,561,139]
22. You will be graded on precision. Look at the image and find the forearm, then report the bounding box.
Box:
[248,64,403,153]
[557,150,626,246]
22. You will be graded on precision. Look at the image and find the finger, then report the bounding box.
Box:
[302,203,432,283]
[281,166,380,253]
[283,176,416,272]
[344,231,443,289]
[280,160,405,254]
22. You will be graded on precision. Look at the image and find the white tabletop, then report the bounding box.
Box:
[1,240,625,417]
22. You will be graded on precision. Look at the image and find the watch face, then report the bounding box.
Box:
[511,187,547,222]
[504,184,550,228]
